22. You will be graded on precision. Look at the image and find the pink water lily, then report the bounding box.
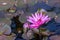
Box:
[27,12,51,29]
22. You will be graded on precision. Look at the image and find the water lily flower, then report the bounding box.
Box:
[27,12,50,29]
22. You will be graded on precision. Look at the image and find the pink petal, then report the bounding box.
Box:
[23,23,29,28]
[28,16,34,21]
[39,13,43,18]
[42,15,48,21]
[27,19,34,23]
[35,13,38,20]
[32,14,37,21]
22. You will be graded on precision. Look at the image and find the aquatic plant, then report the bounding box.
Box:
[27,12,50,29]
